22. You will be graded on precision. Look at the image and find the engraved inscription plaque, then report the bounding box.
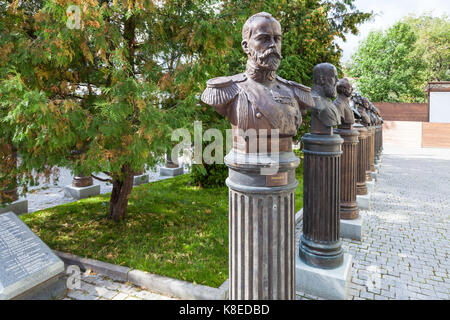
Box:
[266,172,288,187]
[0,212,64,300]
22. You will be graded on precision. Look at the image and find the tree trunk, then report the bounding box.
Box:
[107,165,134,222]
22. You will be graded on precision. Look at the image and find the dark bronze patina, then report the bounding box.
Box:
[72,174,94,188]
[299,63,344,269]
[201,12,314,300]
[334,78,360,220]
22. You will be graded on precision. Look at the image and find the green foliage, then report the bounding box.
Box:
[190,162,228,188]
[402,14,450,81]
[219,0,372,85]
[0,0,231,214]
[0,0,371,209]
[349,14,449,103]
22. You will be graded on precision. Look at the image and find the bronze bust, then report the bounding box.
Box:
[310,63,341,134]
[352,93,371,126]
[201,12,313,152]
[334,78,355,127]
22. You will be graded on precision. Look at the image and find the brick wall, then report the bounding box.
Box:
[374,102,429,122]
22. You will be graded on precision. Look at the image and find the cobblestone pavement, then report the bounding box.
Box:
[296,146,450,300]
[62,269,178,300]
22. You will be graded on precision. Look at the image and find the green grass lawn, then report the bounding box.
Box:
[21,171,303,288]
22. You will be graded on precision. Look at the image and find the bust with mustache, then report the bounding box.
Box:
[201,12,314,150]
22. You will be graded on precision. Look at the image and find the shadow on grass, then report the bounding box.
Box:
[21,173,304,288]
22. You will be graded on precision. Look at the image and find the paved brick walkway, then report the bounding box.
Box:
[296,146,450,300]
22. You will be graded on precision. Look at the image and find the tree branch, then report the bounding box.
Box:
[91,174,113,183]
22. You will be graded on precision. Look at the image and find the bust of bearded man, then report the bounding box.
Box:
[201,12,314,152]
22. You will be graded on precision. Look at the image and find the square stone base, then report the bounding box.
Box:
[357,194,370,210]
[133,174,149,186]
[375,163,381,171]
[366,180,375,193]
[340,215,364,241]
[12,273,66,300]
[160,166,184,177]
[0,198,28,215]
[296,253,353,300]
[64,184,100,200]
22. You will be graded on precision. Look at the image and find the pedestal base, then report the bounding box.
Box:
[370,171,377,181]
[133,174,149,186]
[12,273,66,300]
[295,253,352,300]
[64,184,100,200]
[375,163,381,171]
[159,166,184,176]
[357,194,370,210]
[0,198,28,215]
[366,180,375,193]
[340,215,364,241]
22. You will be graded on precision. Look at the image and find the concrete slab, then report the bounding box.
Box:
[340,215,364,241]
[64,184,100,200]
[357,194,370,210]
[366,180,375,193]
[159,167,184,177]
[0,212,66,300]
[0,198,28,215]
[295,253,352,300]
[133,174,149,186]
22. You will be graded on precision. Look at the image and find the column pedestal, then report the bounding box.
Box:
[355,124,368,196]
[365,127,373,182]
[334,126,359,220]
[299,133,344,269]
[369,127,376,172]
[225,146,299,300]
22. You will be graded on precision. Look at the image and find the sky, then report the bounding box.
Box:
[337,0,450,63]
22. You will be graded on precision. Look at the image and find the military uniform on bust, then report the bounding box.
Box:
[202,73,313,153]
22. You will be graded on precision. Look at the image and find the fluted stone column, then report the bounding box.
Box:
[335,125,360,219]
[355,124,368,195]
[365,127,373,182]
[299,133,344,269]
[225,141,299,300]
[369,127,376,172]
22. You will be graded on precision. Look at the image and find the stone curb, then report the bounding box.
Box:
[54,250,228,300]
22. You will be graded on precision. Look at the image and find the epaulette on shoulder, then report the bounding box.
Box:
[201,74,242,107]
[282,77,314,109]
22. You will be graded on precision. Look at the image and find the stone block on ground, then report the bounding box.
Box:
[0,212,66,300]
[295,253,352,300]
[64,184,100,200]
[340,215,364,241]
[133,174,149,186]
[366,180,375,193]
[357,194,370,210]
[0,198,28,216]
[159,166,184,177]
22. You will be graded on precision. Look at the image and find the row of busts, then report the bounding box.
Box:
[332,77,383,129]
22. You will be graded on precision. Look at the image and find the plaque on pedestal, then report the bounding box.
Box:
[0,212,66,300]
